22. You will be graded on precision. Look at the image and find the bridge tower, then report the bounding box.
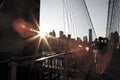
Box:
[106,0,120,37]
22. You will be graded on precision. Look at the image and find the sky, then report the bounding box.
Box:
[85,0,109,37]
[40,0,109,38]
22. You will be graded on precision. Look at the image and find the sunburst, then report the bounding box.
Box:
[13,18,52,54]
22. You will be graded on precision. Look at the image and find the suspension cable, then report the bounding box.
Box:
[67,0,76,38]
[82,0,97,38]
[63,0,71,35]
[62,0,66,34]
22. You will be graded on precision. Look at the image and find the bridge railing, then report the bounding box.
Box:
[0,47,95,80]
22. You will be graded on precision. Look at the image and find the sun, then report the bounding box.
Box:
[38,24,50,38]
[38,30,47,38]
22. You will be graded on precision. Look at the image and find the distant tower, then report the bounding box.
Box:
[49,30,56,37]
[59,31,64,38]
[77,37,82,42]
[89,29,92,44]
[52,30,56,37]
[68,34,71,39]
[83,36,88,42]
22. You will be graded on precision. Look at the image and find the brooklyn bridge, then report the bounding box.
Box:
[0,0,120,80]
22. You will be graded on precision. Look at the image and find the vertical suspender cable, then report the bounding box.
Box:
[63,0,66,34]
[106,0,115,37]
[71,0,80,38]
[67,0,76,38]
[63,0,71,35]
[72,0,81,38]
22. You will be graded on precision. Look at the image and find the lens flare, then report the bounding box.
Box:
[78,45,82,48]
[38,30,47,38]
[13,18,52,54]
[85,47,89,52]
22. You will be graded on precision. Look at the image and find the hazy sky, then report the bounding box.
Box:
[85,0,109,37]
[40,0,109,38]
